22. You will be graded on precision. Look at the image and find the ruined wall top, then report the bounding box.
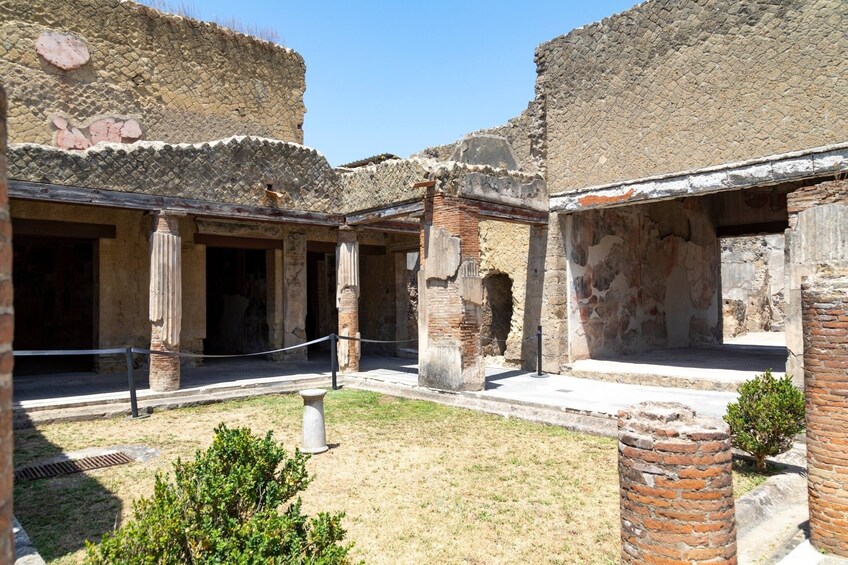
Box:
[0,0,306,148]
[537,0,848,193]
[8,137,339,213]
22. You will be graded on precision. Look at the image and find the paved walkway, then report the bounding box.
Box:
[14,352,739,422]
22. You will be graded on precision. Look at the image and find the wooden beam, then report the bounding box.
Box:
[194,233,284,250]
[12,218,116,239]
[716,221,788,238]
[9,180,344,227]
[305,240,387,255]
[473,199,549,225]
[356,220,420,234]
[345,200,424,225]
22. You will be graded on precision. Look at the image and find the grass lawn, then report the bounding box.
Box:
[14,390,770,564]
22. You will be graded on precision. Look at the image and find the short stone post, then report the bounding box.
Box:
[299,389,328,454]
[618,402,736,564]
[803,266,848,556]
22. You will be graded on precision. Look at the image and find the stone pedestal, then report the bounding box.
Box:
[618,402,736,564]
[803,266,848,556]
[418,191,484,391]
[299,389,328,454]
[336,226,360,373]
[148,211,182,391]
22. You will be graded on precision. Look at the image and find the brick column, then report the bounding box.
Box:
[336,226,360,372]
[283,230,307,361]
[419,192,484,391]
[0,85,15,564]
[148,210,182,391]
[618,402,736,564]
[803,265,848,556]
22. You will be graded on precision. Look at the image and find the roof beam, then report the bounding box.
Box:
[345,200,424,225]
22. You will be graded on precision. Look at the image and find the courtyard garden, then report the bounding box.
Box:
[14,390,772,564]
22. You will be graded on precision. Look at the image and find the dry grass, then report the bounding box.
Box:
[13,390,771,564]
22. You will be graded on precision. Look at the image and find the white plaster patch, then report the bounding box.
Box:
[426,227,461,280]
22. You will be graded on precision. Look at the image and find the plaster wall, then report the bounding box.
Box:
[565,199,720,361]
[0,0,305,147]
[720,235,785,338]
[537,0,848,193]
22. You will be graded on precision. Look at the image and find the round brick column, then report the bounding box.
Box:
[618,402,736,564]
[803,267,848,556]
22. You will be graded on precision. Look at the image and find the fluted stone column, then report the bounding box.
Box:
[149,211,183,391]
[337,226,360,373]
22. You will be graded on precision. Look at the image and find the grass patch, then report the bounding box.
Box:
[732,458,782,498]
[13,390,777,563]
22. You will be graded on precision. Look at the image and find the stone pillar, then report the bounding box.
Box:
[0,85,15,564]
[336,226,360,372]
[394,251,411,354]
[618,402,736,564]
[804,265,848,556]
[419,192,484,391]
[148,210,183,391]
[283,231,307,360]
[787,204,848,386]
[522,224,547,371]
[266,248,284,359]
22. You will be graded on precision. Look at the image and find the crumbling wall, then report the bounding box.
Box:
[8,137,340,213]
[720,235,785,338]
[0,0,305,146]
[479,220,530,365]
[566,199,719,360]
[537,0,848,192]
[414,100,543,175]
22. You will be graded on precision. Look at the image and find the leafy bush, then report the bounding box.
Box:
[85,423,354,564]
[724,370,805,472]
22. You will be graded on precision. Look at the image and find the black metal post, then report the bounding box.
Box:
[536,325,543,376]
[330,334,338,390]
[125,347,140,418]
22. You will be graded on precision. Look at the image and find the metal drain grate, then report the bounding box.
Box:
[14,452,133,481]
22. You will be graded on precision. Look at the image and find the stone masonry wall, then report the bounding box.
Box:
[567,198,719,361]
[803,266,848,556]
[0,0,305,147]
[0,85,14,564]
[720,235,785,338]
[537,0,848,193]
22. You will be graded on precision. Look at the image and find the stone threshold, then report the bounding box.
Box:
[562,365,742,392]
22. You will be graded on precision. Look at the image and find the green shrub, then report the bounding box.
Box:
[85,423,354,564]
[724,370,805,472]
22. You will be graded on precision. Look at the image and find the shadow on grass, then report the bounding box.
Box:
[13,411,122,562]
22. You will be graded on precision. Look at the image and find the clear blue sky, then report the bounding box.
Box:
[183,1,640,166]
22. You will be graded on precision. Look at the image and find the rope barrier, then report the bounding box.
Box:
[336,336,418,344]
[14,347,129,357]
[132,335,331,358]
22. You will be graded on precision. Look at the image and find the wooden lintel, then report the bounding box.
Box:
[12,218,117,239]
[194,233,284,250]
[716,221,788,238]
[411,180,436,189]
[356,220,420,234]
[474,200,549,225]
[306,240,387,255]
[9,180,344,227]
[345,200,424,225]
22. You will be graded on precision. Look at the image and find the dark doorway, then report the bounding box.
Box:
[306,250,336,356]
[205,247,268,355]
[482,273,513,356]
[13,236,97,374]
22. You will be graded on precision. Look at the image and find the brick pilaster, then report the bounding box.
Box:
[618,402,737,564]
[803,266,848,556]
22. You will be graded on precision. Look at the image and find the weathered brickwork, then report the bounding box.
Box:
[0,0,305,146]
[803,266,848,556]
[787,179,848,224]
[618,402,736,564]
[0,85,14,565]
[537,0,848,193]
[419,192,484,391]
